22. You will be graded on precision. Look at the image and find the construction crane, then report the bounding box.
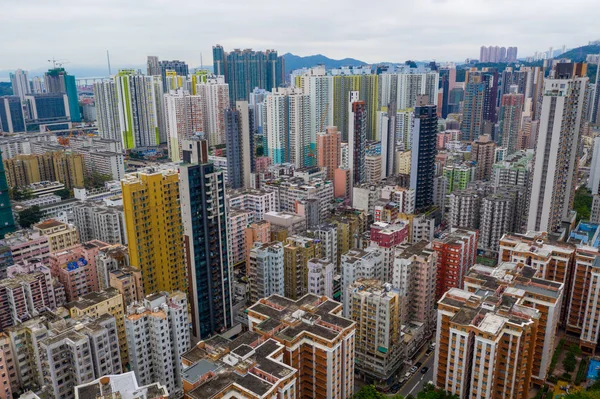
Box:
[47,57,70,69]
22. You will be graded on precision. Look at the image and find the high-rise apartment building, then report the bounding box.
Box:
[265,87,311,167]
[163,89,204,162]
[307,257,335,297]
[195,75,230,146]
[47,240,107,301]
[410,98,437,211]
[39,315,122,399]
[332,74,379,141]
[0,261,64,331]
[295,66,334,146]
[224,101,252,188]
[182,331,297,398]
[460,76,486,141]
[93,81,121,142]
[9,70,30,101]
[32,219,79,253]
[4,151,85,190]
[113,70,164,149]
[146,56,160,76]
[348,91,367,187]
[179,138,232,340]
[435,262,563,396]
[393,241,437,333]
[75,372,168,399]
[0,96,25,133]
[65,288,128,369]
[492,150,533,187]
[341,247,385,314]
[158,60,188,92]
[283,235,322,300]
[73,201,127,245]
[0,155,14,238]
[498,89,525,154]
[121,169,186,293]
[248,241,285,302]
[247,294,356,399]
[471,134,496,180]
[212,45,285,103]
[316,126,341,181]
[432,228,478,300]
[528,63,588,233]
[347,279,404,383]
[125,292,190,397]
[44,68,80,122]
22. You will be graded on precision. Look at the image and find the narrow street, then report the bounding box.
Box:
[397,351,435,397]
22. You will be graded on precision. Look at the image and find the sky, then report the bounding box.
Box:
[0,0,598,71]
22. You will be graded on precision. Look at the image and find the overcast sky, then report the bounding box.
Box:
[1,0,598,70]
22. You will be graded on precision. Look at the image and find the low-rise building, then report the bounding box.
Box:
[33,219,79,252]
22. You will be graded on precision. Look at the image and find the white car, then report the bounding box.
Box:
[409,366,418,373]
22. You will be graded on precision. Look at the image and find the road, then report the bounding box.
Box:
[397,352,435,397]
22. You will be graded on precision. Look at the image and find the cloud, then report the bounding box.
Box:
[0,0,597,71]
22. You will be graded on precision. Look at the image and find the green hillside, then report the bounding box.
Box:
[557,44,600,62]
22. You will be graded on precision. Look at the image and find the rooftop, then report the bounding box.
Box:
[74,371,168,399]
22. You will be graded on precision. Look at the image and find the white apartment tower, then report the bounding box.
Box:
[248,241,285,303]
[527,64,588,233]
[163,89,204,162]
[125,292,190,397]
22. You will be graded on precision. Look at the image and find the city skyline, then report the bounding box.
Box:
[1,0,598,70]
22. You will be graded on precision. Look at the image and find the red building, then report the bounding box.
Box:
[370,222,409,248]
[432,228,478,300]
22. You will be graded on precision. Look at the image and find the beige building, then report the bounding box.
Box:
[109,266,144,307]
[347,279,403,383]
[33,219,79,252]
[66,288,128,368]
[395,150,411,175]
[247,294,356,399]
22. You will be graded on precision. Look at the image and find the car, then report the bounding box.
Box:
[421,367,429,374]
[405,372,411,378]
[426,349,433,355]
[415,362,423,368]
[409,366,418,373]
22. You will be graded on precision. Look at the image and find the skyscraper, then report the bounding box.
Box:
[93,81,121,142]
[121,169,187,294]
[348,91,366,188]
[410,97,437,211]
[471,134,497,180]
[212,45,285,103]
[44,68,80,122]
[295,66,334,148]
[460,76,486,141]
[0,152,15,239]
[0,96,25,133]
[265,87,311,167]
[113,70,164,149]
[316,126,341,181]
[146,56,160,76]
[498,88,525,154]
[332,74,380,141]
[179,138,232,340]
[527,63,588,233]
[163,89,204,162]
[158,60,189,92]
[224,101,252,189]
[195,75,230,146]
[380,101,397,178]
[9,69,30,101]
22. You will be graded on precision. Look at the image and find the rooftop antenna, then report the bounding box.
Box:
[107,50,112,76]
[47,57,69,69]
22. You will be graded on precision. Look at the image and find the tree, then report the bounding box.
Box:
[563,351,577,373]
[9,187,34,201]
[17,206,43,228]
[573,186,593,222]
[55,188,71,200]
[84,172,113,189]
[353,385,383,399]
[256,146,264,157]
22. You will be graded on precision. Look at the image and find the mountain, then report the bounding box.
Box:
[283,53,367,74]
[557,44,600,62]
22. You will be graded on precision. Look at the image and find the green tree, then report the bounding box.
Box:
[573,186,593,222]
[256,146,264,157]
[353,385,383,399]
[55,188,71,200]
[84,172,112,189]
[9,187,34,201]
[563,351,577,373]
[17,206,43,228]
